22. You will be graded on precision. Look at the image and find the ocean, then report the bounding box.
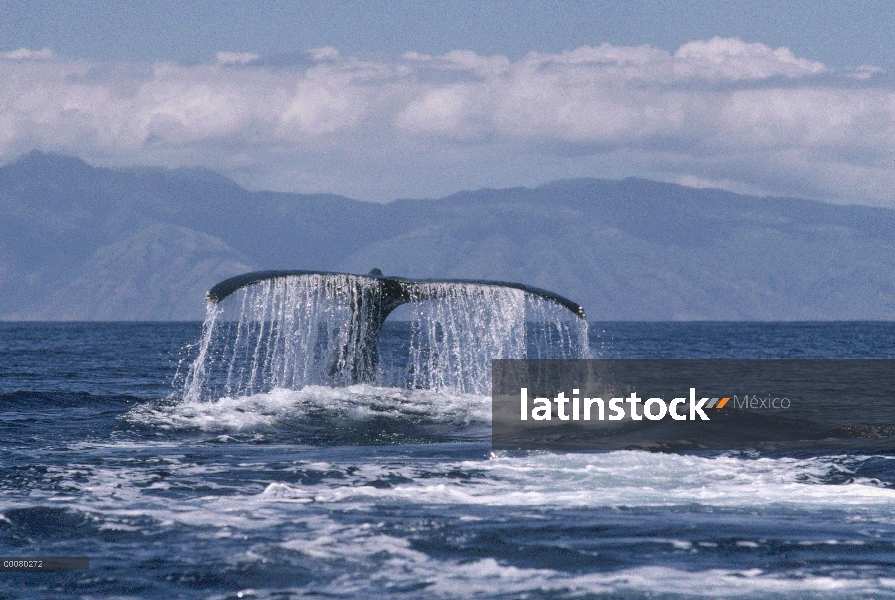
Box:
[2,320,895,599]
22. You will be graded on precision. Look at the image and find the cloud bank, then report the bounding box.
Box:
[1,38,892,203]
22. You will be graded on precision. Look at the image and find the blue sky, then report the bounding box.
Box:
[3,1,893,68]
[1,1,893,204]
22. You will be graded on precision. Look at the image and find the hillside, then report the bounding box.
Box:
[2,152,893,320]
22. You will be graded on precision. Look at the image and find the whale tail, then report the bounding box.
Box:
[206,269,586,382]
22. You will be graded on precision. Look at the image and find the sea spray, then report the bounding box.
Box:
[182,301,221,402]
[403,283,527,393]
[526,294,590,360]
[183,274,588,400]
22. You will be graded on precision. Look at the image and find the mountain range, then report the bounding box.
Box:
[1,152,893,321]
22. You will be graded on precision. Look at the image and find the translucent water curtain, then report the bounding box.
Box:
[183,275,588,400]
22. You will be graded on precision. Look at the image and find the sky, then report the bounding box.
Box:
[1,1,893,204]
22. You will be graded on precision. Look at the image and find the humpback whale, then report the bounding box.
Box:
[206,269,586,382]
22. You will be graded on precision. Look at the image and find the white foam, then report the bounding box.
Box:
[231,451,895,511]
[419,562,880,598]
[268,518,895,597]
[19,438,895,527]
[127,384,492,432]
[11,443,895,598]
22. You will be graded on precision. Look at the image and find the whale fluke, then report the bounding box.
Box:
[206,269,585,381]
[207,269,586,319]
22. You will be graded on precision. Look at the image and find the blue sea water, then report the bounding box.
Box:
[2,321,895,599]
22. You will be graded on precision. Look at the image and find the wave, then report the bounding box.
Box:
[9,441,895,598]
[126,385,492,444]
[249,451,895,510]
[0,390,143,408]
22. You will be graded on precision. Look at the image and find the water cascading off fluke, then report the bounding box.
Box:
[183,269,587,400]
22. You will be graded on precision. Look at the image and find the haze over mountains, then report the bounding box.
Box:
[1,152,893,321]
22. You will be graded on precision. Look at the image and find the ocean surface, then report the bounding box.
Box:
[2,321,895,599]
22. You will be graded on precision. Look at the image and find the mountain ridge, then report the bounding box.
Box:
[1,152,893,321]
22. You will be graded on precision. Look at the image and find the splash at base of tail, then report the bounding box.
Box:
[206,268,586,383]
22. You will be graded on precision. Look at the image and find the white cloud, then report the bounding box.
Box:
[307,47,340,61]
[0,40,892,204]
[216,51,260,65]
[0,47,53,60]
[673,37,828,79]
